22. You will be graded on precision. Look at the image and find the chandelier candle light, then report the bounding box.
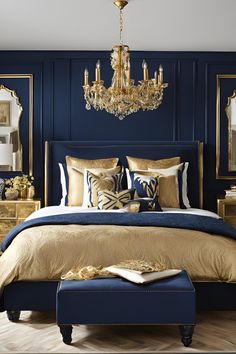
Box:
[83,0,168,120]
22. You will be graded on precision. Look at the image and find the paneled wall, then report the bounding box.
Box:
[0,51,236,211]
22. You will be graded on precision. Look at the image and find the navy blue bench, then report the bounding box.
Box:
[56,270,196,346]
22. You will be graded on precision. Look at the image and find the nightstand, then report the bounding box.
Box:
[0,199,41,245]
[217,197,236,228]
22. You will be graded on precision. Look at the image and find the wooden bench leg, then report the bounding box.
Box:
[179,325,195,347]
[59,324,73,344]
[7,310,21,322]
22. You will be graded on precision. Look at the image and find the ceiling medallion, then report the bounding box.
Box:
[83,0,168,120]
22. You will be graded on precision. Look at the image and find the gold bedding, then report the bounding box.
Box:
[0,224,236,292]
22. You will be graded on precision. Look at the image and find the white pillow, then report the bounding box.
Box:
[58,163,67,206]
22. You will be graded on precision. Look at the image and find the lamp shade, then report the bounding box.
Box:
[0,144,13,166]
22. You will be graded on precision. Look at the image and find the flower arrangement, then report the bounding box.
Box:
[5,175,34,191]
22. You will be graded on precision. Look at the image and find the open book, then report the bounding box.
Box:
[105,266,182,284]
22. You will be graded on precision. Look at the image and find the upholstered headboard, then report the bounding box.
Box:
[44,141,203,208]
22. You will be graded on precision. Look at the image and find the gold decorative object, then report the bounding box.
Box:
[113,260,166,273]
[5,175,35,200]
[18,188,27,199]
[83,0,168,120]
[61,260,166,281]
[27,185,35,200]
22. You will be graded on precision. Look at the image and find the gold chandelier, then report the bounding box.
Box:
[83,0,168,120]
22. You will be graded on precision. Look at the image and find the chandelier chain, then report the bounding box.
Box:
[119,9,123,44]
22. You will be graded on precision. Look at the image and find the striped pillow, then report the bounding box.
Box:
[86,171,123,208]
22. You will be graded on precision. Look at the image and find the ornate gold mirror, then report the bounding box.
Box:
[0,85,23,171]
[225,90,236,171]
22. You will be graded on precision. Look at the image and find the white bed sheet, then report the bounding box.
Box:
[26,205,220,221]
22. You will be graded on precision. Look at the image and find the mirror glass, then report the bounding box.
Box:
[226,90,236,171]
[0,85,23,171]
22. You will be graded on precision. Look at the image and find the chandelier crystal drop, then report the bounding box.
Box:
[83,0,168,120]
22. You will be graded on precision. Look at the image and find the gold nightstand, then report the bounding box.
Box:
[0,199,41,245]
[217,197,236,228]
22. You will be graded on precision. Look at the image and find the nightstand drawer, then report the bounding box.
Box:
[224,217,236,228]
[224,204,236,216]
[0,220,17,234]
[0,204,16,218]
[16,203,36,219]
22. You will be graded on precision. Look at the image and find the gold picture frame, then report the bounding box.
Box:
[216,74,236,179]
[0,101,10,126]
[0,74,33,176]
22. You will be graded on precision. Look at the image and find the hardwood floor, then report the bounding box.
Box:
[0,311,235,353]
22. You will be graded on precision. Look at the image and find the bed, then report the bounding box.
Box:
[1,140,236,321]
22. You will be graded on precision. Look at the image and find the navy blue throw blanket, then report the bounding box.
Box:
[1,212,236,252]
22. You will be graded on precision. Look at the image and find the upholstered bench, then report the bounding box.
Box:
[56,270,196,346]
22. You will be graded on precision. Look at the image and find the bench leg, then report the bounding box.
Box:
[7,310,21,322]
[179,325,195,347]
[59,324,73,344]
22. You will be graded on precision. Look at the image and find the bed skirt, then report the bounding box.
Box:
[1,281,236,312]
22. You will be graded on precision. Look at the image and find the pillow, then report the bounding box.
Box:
[133,173,158,198]
[158,174,180,208]
[65,156,119,206]
[148,162,190,208]
[82,166,121,207]
[86,171,124,208]
[126,156,181,171]
[58,163,67,206]
[97,189,135,210]
[126,165,186,209]
[128,197,162,212]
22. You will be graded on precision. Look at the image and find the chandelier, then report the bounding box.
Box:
[83,0,168,120]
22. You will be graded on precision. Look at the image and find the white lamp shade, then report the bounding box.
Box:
[0,144,13,166]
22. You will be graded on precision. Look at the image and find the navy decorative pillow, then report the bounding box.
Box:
[133,173,158,198]
[126,196,162,212]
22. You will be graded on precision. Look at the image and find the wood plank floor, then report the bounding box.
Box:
[0,311,235,353]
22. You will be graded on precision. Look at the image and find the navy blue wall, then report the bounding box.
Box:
[0,50,236,211]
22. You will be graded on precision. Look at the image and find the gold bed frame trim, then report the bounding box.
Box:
[44,141,204,208]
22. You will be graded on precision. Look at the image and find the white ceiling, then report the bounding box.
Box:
[0,0,235,51]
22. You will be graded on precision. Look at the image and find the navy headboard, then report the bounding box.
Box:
[45,141,203,208]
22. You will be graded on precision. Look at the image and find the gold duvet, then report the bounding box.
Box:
[0,224,236,291]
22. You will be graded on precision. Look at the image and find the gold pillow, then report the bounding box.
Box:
[126,156,181,171]
[158,175,179,208]
[66,156,119,206]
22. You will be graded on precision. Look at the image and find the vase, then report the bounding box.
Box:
[0,178,4,200]
[27,186,35,200]
[5,189,19,200]
[18,188,27,199]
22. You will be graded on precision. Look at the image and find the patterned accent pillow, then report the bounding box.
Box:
[86,171,124,208]
[129,197,162,212]
[131,174,162,211]
[133,173,158,198]
[98,189,135,210]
